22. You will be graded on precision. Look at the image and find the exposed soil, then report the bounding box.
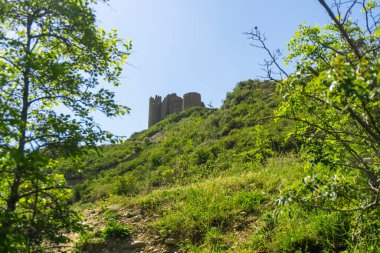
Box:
[61,206,181,253]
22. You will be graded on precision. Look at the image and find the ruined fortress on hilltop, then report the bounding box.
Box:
[148,92,204,127]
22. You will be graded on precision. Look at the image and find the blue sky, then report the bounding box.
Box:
[93,0,330,137]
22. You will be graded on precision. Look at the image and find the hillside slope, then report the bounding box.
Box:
[60,80,352,252]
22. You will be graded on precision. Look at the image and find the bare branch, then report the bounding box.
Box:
[244,28,289,80]
[319,0,362,59]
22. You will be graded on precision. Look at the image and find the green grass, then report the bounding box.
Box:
[99,156,318,252]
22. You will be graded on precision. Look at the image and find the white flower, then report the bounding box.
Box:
[329,81,338,91]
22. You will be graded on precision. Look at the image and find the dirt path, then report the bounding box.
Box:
[65,207,182,253]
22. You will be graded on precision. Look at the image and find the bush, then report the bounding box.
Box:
[101,220,131,240]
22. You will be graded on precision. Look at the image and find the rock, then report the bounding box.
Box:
[164,238,178,245]
[154,235,160,240]
[240,211,247,216]
[132,214,142,222]
[124,212,134,218]
[124,211,141,218]
[129,240,146,249]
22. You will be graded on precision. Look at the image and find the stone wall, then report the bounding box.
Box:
[161,93,183,119]
[183,92,202,110]
[148,92,203,127]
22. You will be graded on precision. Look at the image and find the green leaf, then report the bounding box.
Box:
[374,27,380,38]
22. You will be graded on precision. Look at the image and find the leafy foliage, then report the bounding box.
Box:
[247,0,380,248]
[0,0,130,251]
[101,220,131,240]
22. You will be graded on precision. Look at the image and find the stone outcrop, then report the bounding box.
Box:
[148,92,204,127]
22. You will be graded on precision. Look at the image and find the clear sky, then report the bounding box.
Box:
[93,0,330,137]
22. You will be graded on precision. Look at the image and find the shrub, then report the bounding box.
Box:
[101,220,131,240]
[102,209,120,220]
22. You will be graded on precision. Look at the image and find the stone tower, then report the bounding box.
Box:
[148,92,204,127]
[148,95,162,127]
[183,92,203,110]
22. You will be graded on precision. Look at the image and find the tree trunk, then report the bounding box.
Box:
[6,15,32,212]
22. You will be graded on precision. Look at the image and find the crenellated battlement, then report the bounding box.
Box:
[149,95,162,105]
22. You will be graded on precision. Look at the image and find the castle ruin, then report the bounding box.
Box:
[148,92,204,127]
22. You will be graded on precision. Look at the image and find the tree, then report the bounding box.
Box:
[0,0,131,251]
[247,0,380,248]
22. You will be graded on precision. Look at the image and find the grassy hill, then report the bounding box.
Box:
[59,80,356,252]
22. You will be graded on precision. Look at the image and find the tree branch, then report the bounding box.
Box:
[319,0,362,59]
